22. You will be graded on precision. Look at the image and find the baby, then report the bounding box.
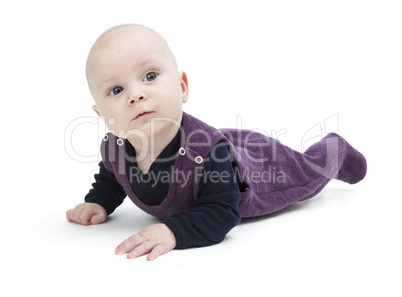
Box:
[66,24,367,261]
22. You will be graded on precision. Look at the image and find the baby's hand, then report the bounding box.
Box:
[66,203,107,225]
[115,223,176,261]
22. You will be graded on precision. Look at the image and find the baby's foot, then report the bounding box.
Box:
[335,134,367,184]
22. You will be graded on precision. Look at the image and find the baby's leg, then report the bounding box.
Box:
[238,133,367,217]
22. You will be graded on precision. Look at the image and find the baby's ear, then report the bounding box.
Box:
[92,105,101,117]
[179,71,189,103]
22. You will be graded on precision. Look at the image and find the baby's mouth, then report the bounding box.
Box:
[132,111,154,121]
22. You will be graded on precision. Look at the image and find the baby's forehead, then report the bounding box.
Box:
[95,25,165,53]
[89,26,174,64]
[86,25,178,85]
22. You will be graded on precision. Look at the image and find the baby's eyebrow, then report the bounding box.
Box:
[98,77,118,91]
[137,58,158,69]
[97,59,158,90]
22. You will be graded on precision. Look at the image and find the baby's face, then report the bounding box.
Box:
[86,26,188,139]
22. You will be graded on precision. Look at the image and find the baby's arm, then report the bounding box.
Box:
[66,202,107,225]
[67,161,126,224]
[114,184,240,261]
[115,142,241,260]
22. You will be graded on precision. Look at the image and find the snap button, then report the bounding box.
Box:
[117,139,124,146]
[195,156,203,164]
[103,134,109,141]
[179,148,186,155]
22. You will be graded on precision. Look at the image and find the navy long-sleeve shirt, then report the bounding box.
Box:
[85,127,241,249]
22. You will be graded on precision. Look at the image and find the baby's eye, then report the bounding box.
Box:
[109,86,124,96]
[143,72,158,82]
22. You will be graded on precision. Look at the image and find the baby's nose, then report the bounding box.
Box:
[128,93,147,105]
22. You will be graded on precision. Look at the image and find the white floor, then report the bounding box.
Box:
[2,165,400,296]
[1,1,401,296]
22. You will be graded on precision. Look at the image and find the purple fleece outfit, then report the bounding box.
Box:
[101,112,367,219]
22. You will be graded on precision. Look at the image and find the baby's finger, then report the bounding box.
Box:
[115,234,147,255]
[67,208,81,224]
[127,241,155,259]
[75,208,91,225]
[90,212,105,225]
[66,209,74,222]
[147,244,166,261]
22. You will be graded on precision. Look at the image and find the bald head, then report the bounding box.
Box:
[86,24,178,85]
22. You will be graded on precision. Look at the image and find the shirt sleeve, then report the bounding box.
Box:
[84,161,127,216]
[162,141,241,249]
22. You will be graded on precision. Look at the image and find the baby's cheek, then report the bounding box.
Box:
[105,116,118,129]
[100,109,121,129]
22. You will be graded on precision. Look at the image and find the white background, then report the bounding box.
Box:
[1,0,401,296]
